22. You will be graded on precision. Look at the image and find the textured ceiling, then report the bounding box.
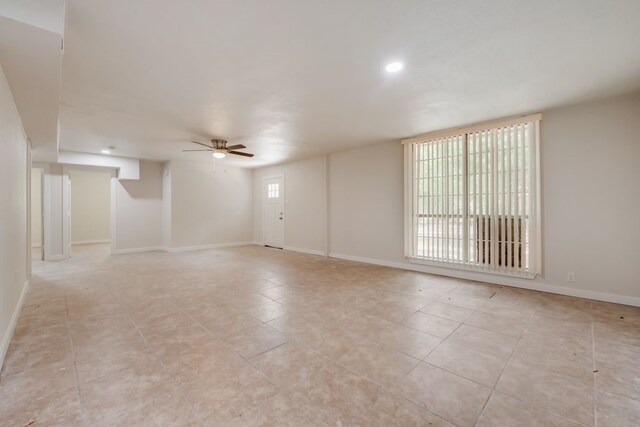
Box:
[20,0,640,166]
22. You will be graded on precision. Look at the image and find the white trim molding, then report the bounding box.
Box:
[72,239,111,245]
[329,252,640,307]
[406,257,537,280]
[0,280,29,369]
[402,114,542,278]
[262,174,285,249]
[112,242,254,255]
[111,246,165,255]
[61,165,71,260]
[164,241,253,253]
[283,246,326,256]
[110,171,117,255]
[401,113,542,145]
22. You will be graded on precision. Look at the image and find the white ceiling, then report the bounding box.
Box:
[0,13,62,162]
[0,0,65,34]
[26,1,640,166]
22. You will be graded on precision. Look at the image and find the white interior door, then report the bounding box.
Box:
[264,176,284,248]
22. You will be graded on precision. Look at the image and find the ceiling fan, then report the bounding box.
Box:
[183,139,254,159]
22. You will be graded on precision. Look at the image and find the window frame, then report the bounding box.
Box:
[403,113,542,279]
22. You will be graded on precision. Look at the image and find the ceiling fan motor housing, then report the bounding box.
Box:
[212,139,228,149]
[184,139,253,157]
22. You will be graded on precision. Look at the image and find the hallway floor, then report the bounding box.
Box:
[1,246,639,426]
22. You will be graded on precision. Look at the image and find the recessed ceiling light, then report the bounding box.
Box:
[101,149,111,154]
[385,62,404,73]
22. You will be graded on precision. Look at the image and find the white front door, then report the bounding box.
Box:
[264,177,284,248]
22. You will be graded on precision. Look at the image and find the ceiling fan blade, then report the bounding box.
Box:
[182,149,213,152]
[228,150,254,157]
[226,144,246,151]
[190,140,213,149]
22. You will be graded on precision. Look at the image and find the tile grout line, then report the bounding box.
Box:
[372,305,481,427]
[24,247,637,427]
[474,304,595,427]
[175,299,291,421]
[417,301,475,364]
[62,289,91,427]
[106,288,209,427]
[471,325,525,427]
[239,324,421,423]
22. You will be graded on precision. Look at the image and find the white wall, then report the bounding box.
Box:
[168,160,253,249]
[0,64,29,366]
[40,158,252,255]
[30,168,42,246]
[44,163,66,260]
[538,93,640,300]
[253,156,328,255]
[58,150,139,180]
[113,160,164,252]
[69,169,111,244]
[161,162,171,248]
[329,143,405,263]
[252,92,640,305]
[329,93,640,304]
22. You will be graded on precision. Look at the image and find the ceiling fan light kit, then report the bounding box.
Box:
[183,138,254,158]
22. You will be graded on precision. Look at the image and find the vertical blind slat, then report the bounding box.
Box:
[418,142,422,257]
[520,123,527,269]
[506,126,512,269]
[462,134,469,264]
[530,121,538,272]
[513,125,521,268]
[490,128,497,269]
[411,118,538,275]
[430,139,434,258]
[501,126,507,269]
[483,131,489,267]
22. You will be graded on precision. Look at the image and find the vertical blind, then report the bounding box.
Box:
[404,115,541,277]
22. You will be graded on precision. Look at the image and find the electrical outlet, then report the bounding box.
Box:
[567,272,575,283]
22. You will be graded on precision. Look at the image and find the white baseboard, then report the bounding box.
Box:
[113,242,253,254]
[251,242,326,257]
[72,239,111,245]
[112,246,165,255]
[329,252,640,307]
[164,241,253,253]
[283,246,326,256]
[61,242,253,257]
[0,280,29,370]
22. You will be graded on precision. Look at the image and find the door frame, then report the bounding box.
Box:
[29,166,45,263]
[64,164,117,257]
[262,174,285,248]
[33,162,53,261]
[26,144,32,274]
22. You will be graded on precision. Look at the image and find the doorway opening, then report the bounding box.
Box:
[68,169,112,258]
[263,176,284,249]
[30,167,44,261]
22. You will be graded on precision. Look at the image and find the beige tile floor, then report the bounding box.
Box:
[1,246,639,426]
